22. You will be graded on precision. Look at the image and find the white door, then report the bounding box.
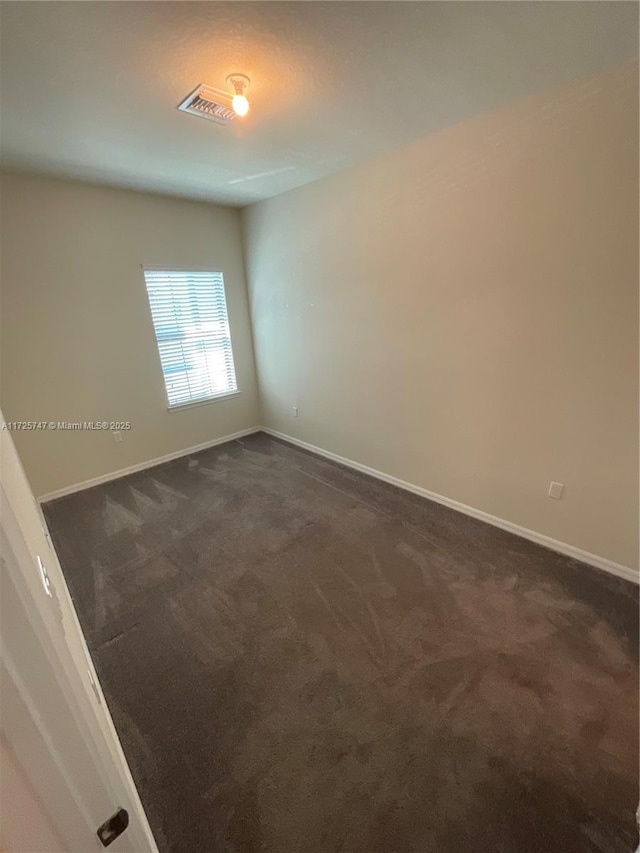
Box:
[1,421,158,853]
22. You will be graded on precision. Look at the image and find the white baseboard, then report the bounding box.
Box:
[38,426,261,503]
[38,423,639,585]
[262,427,639,586]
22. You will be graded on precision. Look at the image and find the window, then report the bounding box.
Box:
[143,269,238,408]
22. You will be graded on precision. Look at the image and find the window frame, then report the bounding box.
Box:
[141,266,240,411]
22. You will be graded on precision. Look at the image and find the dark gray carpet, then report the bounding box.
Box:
[43,431,639,853]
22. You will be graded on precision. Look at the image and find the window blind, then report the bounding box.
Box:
[143,269,238,408]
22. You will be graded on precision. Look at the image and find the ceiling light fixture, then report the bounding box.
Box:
[226,74,250,117]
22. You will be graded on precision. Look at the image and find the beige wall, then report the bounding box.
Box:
[2,64,637,568]
[243,62,639,570]
[0,174,259,496]
[0,735,66,853]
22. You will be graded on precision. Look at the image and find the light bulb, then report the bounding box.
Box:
[227,74,251,117]
[232,94,249,117]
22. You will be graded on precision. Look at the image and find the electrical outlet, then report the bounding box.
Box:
[112,430,123,444]
[548,481,564,500]
[292,406,298,418]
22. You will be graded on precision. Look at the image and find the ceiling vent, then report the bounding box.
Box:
[177,84,236,126]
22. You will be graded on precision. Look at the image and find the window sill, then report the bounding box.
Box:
[167,390,241,413]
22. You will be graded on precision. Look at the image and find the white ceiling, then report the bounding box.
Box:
[1,1,637,207]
